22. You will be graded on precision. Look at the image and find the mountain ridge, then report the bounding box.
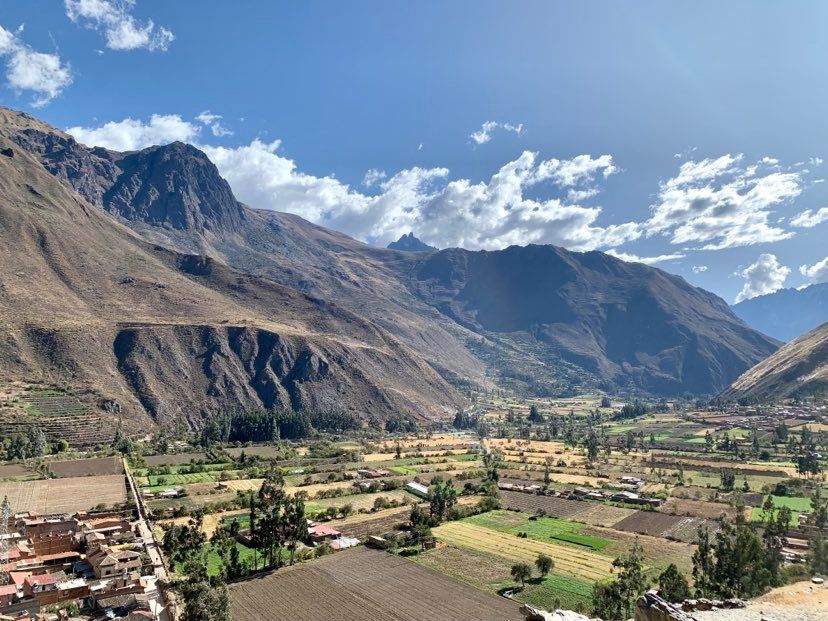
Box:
[732,283,828,342]
[720,321,828,401]
[0,132,464,437]
[0,106,782,400]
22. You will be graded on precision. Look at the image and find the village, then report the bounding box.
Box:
[0,391,825,621]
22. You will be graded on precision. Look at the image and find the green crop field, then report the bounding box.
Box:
[501,572,593,612]
[463,510,611,551]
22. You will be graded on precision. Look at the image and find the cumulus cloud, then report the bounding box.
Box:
[799,257,828,284]
[67,114,199,151]
[647,154,802,250]
[65,0,174,52]
[735,254,790,303]
[692,265,708,274]
[605,249,686,265]
[195,110,232,137]
[469,121,524,145]
[362,168,386,188]
[790,207,828,228]
[0,25,73,107]
[203,142,640,250]
[65,114,824,258]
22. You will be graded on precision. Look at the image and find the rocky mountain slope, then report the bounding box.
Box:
[405,246,780,395]
[720,321,828,401]
[0,107,781,399]
[732,283,828,342]
[0,133,463,434]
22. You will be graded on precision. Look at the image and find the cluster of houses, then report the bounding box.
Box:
[498,474,664,508]
[0,511,156,620]
[305,522,359,551]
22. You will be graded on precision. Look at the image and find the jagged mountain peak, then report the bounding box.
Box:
[387,232,437,252]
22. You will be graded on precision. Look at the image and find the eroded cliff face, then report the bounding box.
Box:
[112,324,455,428]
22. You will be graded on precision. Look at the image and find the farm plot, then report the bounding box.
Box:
[0,474,127,514]
[413,544,592,613]
[0,463,29,479]
[573,503,637,528]
[142,453,208,466]
[308,489,412,515]
[230,547,521,621]
[431,521,613,581]
[662,497,737,521]
[664,517,720,543]
[327,506,412,539]
[498,491,589,518]
[48,456,123,477]
[613,511,686,538]
[464,511,611,551]
[582,525,695,575]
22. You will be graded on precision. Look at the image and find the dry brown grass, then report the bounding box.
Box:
[0,474,126,514]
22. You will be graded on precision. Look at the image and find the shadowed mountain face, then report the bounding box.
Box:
[405,246,780,395]
[732,284,828,342]
[0,106,781,403]
[387,232,437,252]
[721,322,828,401]
[0,130,463,433]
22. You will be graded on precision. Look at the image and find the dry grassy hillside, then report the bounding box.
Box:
[721,322,828,400]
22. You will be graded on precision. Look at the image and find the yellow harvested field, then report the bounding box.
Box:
[224,479,263,492]
[0,474,126,514]
[362,450,471,462]
[285,480,357,497]
[432,521,612,581]
[378,435,475,451]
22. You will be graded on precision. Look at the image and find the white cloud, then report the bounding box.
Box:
[201,141,640,251]
[65,0,174,52]
[67,114,199,151]
[195,110,232,137]
[362,168,386,188]
[735,254,790,303]
[532,154,617,188]
[799,257,828,284]
[809,156,823,167]
[0,25,72,107]
[790,207,828,228]
[469,121,524,145]
[606,249,686,265]
[692,265,708,274]
[647,154,802,250]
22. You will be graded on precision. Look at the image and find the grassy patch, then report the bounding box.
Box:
[463,510,611,551]
[503,572,593,613]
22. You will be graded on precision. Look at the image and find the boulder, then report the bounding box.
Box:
[635,593,698,621]
[519,604,596,621]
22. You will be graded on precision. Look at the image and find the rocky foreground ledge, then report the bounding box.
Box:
[519,580,827,621]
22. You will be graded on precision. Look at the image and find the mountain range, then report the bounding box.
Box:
[732,283,828,342]
[0,106,785,431]
[720,321,828,401]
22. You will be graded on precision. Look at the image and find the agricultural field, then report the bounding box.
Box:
[48,456,123,477]
[464,510,612,551]
[142,452,208,466]
[0,474,127,514]
[230,547,521,621]
[431,520,614,580]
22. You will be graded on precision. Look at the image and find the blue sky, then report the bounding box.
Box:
[1,1,828,303]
